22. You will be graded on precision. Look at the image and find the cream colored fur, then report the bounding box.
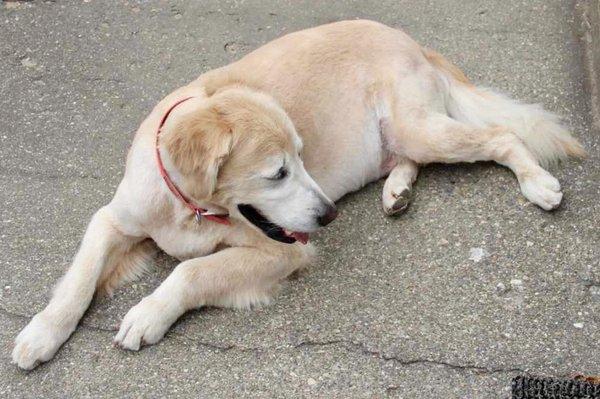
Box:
[13,20,584,369]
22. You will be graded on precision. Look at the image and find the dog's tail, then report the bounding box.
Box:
[423,48,586,166]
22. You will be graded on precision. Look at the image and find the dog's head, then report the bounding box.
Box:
[162,86,337,244]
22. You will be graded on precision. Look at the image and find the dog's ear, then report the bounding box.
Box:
[163,106,233,199]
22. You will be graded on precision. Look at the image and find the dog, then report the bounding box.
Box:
[12,20,585,370]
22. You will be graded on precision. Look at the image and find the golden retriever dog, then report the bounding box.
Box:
[12,20,584,369]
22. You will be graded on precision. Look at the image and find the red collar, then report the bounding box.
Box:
[155,96,231,226]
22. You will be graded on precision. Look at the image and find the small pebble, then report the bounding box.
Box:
[21,57,37,68]
[510,279,523,290]
[307,378,317,386]
[573,322,584,329]
[469,247,488,262]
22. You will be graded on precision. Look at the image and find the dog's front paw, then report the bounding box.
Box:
[114,296,181,351]
[519,168,562,211]
[12,313,72,370]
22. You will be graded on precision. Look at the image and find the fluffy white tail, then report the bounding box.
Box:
[424,49,586,166]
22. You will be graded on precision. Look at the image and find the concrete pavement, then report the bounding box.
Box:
[1,1,598,398]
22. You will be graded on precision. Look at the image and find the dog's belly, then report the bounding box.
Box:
[302,111,387,202]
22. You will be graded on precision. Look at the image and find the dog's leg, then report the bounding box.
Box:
[114,244,312,350]
[382,157,419,215]
[391,111,563,210]
[12,206,143,369]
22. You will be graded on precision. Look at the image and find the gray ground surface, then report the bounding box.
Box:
[1,1,598,398]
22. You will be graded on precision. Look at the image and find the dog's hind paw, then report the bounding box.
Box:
[382,187,412,216]
[519,168,562,211]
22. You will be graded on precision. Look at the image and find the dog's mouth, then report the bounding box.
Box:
[237,204,309,245]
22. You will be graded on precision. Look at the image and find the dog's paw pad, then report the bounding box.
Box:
[383,187,412,216]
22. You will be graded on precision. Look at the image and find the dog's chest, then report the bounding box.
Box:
[149,223,220,261]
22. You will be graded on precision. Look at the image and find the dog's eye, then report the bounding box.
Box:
[268,167,288,181]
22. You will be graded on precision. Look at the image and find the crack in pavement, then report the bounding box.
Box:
[0,306,33,322]
[0,306,529,376]
[0,305,117,333]
[294,339,527,375]
[170,333,528,376]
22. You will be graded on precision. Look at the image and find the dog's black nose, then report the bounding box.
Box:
[317,204,338,226]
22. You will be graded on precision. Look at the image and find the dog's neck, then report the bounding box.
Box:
[155,96,231,225]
